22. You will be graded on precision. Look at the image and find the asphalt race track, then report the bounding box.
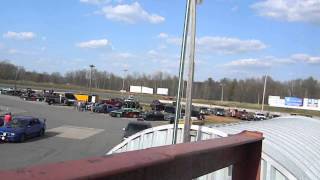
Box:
[0,94,167,170]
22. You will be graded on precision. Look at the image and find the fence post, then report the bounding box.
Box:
[232,132,263,180]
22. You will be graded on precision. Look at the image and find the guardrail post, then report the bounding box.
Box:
[232,131,263,180]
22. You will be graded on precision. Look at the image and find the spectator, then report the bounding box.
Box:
[4,112,12,126]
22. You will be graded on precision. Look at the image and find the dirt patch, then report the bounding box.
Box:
[205,115,240,124]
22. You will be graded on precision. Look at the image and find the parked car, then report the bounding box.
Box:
[141,111,165,121]
[110,108,140,118]
[125,95,135,102]
[63,93,77,106]
[3,89,22,96]
[44,93,61,105]
[101,98,123,107]
[214,108,225,116]
[123,100,140,109]
[164,113,175,122]
[269,114,281,119]
[199,107,210,115]
[122,121,152,140]
[253,112,267,121]
[150,100,165,111]
[164,105,176,114]
[0,116,46,142]
[236,110,249,120]
[94,104,119,113]
[21,93,44,101]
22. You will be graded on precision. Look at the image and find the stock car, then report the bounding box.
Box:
[0,116,46,142]
[110,108,140,118]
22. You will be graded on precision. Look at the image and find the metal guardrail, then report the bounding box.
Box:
[0,131,263,180]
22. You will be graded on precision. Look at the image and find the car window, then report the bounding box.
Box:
[33,119,40,124]
[8,119,28,128]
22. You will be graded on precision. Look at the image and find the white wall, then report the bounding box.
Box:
[130,86,142,93]
[157,88,168,95]
[141,86,153,94]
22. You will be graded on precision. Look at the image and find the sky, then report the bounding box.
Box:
[0,0,320,81]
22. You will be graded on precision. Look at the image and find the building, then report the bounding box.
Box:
[107,116,320,180]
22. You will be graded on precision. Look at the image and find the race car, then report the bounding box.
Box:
[110,108,140,118]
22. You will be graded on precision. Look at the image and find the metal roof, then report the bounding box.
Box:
[210,116,320,180]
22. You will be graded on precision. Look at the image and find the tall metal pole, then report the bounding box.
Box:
[220,84,224,102]
[89,65,95,95]
[14,67,20,90]
[172,0,191,144]
[261,74,267,111]
[122,69,128,91]
[183,0,197,143]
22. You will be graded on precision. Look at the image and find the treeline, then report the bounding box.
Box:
[1,61,320,103]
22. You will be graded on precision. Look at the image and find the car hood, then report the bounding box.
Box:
[0,126,25,133]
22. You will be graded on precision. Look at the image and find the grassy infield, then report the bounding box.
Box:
[2,79,320,117]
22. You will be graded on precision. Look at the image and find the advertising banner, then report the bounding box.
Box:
[141,87,153,94]
[303,98,319,108]
[285,97,303,107]
[130,86,142,93]
[157,88,169,95]
[268,96,282,106]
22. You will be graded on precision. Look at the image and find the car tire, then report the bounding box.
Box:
[19,134,26,142]
[39,129,45,137]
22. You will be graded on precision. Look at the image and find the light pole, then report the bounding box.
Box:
[122,69,128,92]
[14,67,21,90]
[261,74,267,112]
[89,65,95,95]
[220,84,224,102]
[172,0,192,145]
[173,0,202,144]
[183,0,197,143]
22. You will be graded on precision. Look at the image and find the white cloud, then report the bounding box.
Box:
[146,49,179,69]
[76,39,110,48]
[80,0,123,5]
[80,0,107,4]
[224,56,295,69]
[101,2,165,24]
[165,36,267,54]
[111,52,135,60]
[225,58,271,68]
[166,37,181,45]
[231,6,239,12]
[8,49,19,54]
[252,0,320,24]
[3,31,36,40]
[291,54,320,64]
[157,33,168,38]
[197,36,267,54]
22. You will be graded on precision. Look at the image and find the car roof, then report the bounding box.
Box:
[127,121,151,126]
[13,116,36,121]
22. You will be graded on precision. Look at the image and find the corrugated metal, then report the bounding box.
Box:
[108,116,318,180]
[107,124,231,180]
[213,116,320,180]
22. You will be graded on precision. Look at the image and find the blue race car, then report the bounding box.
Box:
[0,116,46,142]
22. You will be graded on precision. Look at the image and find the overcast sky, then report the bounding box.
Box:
[0,0,319,81]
